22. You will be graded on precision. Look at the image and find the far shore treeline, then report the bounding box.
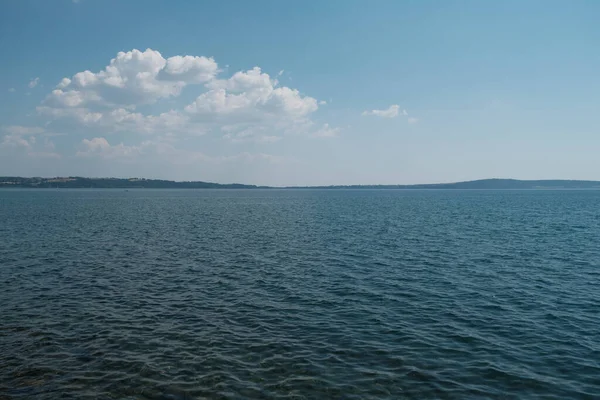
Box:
[2,177,600,190]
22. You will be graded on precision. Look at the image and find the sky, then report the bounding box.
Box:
[1,0,599,186]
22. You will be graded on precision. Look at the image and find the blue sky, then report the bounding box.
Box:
[1,0,599,185]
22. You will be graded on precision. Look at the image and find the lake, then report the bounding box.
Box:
[1,189,599,399]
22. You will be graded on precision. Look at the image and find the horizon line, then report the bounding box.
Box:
[3,176,600,188]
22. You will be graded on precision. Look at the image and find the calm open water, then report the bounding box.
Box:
[1,189,599,399]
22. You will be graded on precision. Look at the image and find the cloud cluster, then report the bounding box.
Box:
[185,67,318,141]
[0,126,60,159]
[38,49,327,144]
[46,49,217,109]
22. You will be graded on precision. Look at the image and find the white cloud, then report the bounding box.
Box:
[29,77,40,88]
[29,78,40,89]
[1,134,32,149]
[105,109,196,135]
[77,137,141,159]
[278,70,284,76]
[45,88,102,108]
[8,88,16,93]
[0,129,61,159]
[186,67,319,140]
[312,123,340,138]
[408,117,418,124]
[44,49,218,110]
[37,106,103,124]
[38,50,332,143]
[0,126,64,160]
[1,126,47,152]
[158,55,218,83]
[38,105,203,138]
[362,104,404,118]
[0,133,61,159]
[81,137,110,151]
[56,78,71,89]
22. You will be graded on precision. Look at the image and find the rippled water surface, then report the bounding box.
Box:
[1,189,599,399]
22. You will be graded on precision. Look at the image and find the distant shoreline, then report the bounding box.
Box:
[2,177,600,190]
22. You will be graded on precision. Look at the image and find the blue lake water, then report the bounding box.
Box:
[1,189,599,399]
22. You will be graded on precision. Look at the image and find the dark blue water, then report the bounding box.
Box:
[1,189,599,399]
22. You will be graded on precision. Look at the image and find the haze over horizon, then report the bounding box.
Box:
[2,0,599,186]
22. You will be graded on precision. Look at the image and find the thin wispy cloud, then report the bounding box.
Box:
[362,104,406,118]
[28,77,39,88]
[312,123,340,138]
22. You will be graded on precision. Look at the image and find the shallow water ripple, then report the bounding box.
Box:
[1,189,600,399]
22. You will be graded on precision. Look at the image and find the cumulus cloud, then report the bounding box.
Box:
[408,117,418,124]
[186,67,318,140]
[56,78,71,89]
[158,55,218,83]
[28,77,40,88]
[44,49,218,110]
[8,88,16,93]
[37,49,332,143]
